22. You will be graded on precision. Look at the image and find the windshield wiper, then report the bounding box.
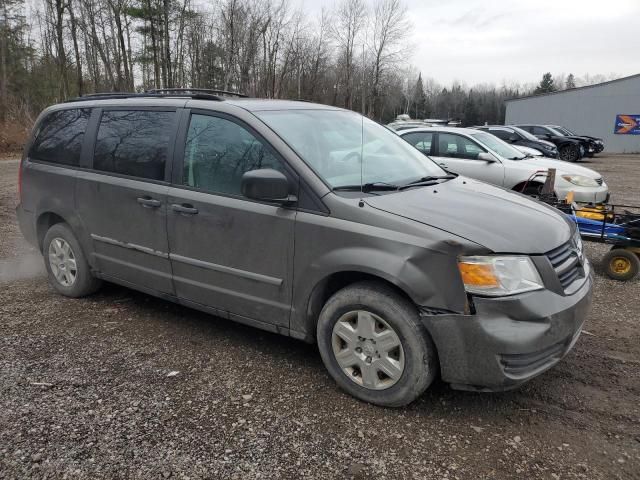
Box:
[333,181,399,192]
[398,174,457,190]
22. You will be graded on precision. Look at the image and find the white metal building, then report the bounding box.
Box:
[505,74,640,154]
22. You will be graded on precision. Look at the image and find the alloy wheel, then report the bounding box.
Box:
[48,237,78,287]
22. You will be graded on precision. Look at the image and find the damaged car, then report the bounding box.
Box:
[17,92,593,406]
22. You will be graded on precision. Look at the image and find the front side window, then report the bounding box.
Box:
[437,133,486,160]
[402,132,433,154]
[30,109,90,166]
[255,110,445,189]
[183,114,285,196]
[93,110,175,181]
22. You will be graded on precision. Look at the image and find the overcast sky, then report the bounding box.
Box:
[295,0,640,86]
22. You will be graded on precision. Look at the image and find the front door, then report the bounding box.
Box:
[167,112,297,327]
[75,108,178,294]
[431,132,505,186]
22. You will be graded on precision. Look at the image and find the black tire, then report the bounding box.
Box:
[602,248,639,281]
[559,144,580,162]
[316,281,438,407]
[43,223,102,297]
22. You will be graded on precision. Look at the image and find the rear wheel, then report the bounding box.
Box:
[316,281,437,407]
[43,223,102,297]
[559,144,580,162]
[602,248,639,281]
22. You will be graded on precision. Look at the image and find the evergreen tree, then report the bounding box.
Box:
[411,73,427,119]
[534,72,556,94]
[565,73,576,89]
[462,90,479,126]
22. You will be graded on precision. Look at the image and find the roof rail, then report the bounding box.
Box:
[64,91,226,103]
[146,88,248,98]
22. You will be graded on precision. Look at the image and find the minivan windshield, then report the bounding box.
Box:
[470,131,526,160]
[256,109,446,189]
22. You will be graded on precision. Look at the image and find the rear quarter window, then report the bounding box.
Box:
[29,109,91,166]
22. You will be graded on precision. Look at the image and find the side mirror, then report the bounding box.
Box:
[477,152,497,162]
[508,134,519,143]
[241,169,295,204]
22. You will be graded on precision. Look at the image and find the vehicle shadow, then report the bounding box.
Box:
[88,282,539,417]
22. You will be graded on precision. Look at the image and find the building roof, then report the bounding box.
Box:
[505,73,640,103]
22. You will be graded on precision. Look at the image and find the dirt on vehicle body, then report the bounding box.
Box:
[0,155,639,479]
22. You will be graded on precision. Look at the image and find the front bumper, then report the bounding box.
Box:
[556,183,609,204]
[420,263,593,392]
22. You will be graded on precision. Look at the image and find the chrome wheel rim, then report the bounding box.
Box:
[331,310,405,390]
[48,237,77,287]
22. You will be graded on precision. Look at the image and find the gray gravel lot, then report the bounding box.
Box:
[1,154,639,479]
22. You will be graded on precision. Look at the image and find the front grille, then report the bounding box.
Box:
[500,339,568,376]
[545,241,583,290]
[595,177,603,185]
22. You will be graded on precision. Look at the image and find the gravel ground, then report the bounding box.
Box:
[0,154,639,479]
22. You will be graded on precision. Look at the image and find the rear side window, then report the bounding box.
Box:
[30,109,90,166]
[93,110,175,181]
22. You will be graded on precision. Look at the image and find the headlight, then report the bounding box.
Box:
[573,228,584,258]
[458,256,544,297]
[561,175,599,187]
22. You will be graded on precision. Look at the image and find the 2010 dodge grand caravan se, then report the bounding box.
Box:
[17,91,593,407]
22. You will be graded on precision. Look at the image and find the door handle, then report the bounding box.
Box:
[171,203,198,215]
[137,197,161,208]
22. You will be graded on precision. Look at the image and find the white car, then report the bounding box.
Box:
[399,127,609,203]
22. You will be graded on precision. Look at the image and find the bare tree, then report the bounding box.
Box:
[368,0,410,120]
[330,0,366,109]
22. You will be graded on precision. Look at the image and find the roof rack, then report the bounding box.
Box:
[64,88,247,103]
[145,88,248,98]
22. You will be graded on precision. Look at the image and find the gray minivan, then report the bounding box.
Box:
[17,91,593,407]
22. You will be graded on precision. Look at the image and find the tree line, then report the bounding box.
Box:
[0,0,621,132]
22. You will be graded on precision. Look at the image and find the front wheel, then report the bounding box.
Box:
[559,144,580,162]
[602,248,639,281]
[316,281,438,407]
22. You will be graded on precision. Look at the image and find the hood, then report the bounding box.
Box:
[514,157,602,179]
[562,135,594,144]
[538,139,557,148]
[515,145,543,156]
[365,177,572,254]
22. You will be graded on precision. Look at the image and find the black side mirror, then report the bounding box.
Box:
[241,169,295,204]
[508,134,519,143]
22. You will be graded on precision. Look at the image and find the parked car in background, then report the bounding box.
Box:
[515,124,587,162]
[17,92,593,407]
[387,120,432,131]
[473,125,559,158]
[399,127,609,203]
[546,125,605,156]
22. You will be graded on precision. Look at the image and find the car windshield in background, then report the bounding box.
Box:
[256,110,446,190]
[470,131,526,160]
[548,126,567,136]
[511,126,540,142]
[553,126,574,136]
